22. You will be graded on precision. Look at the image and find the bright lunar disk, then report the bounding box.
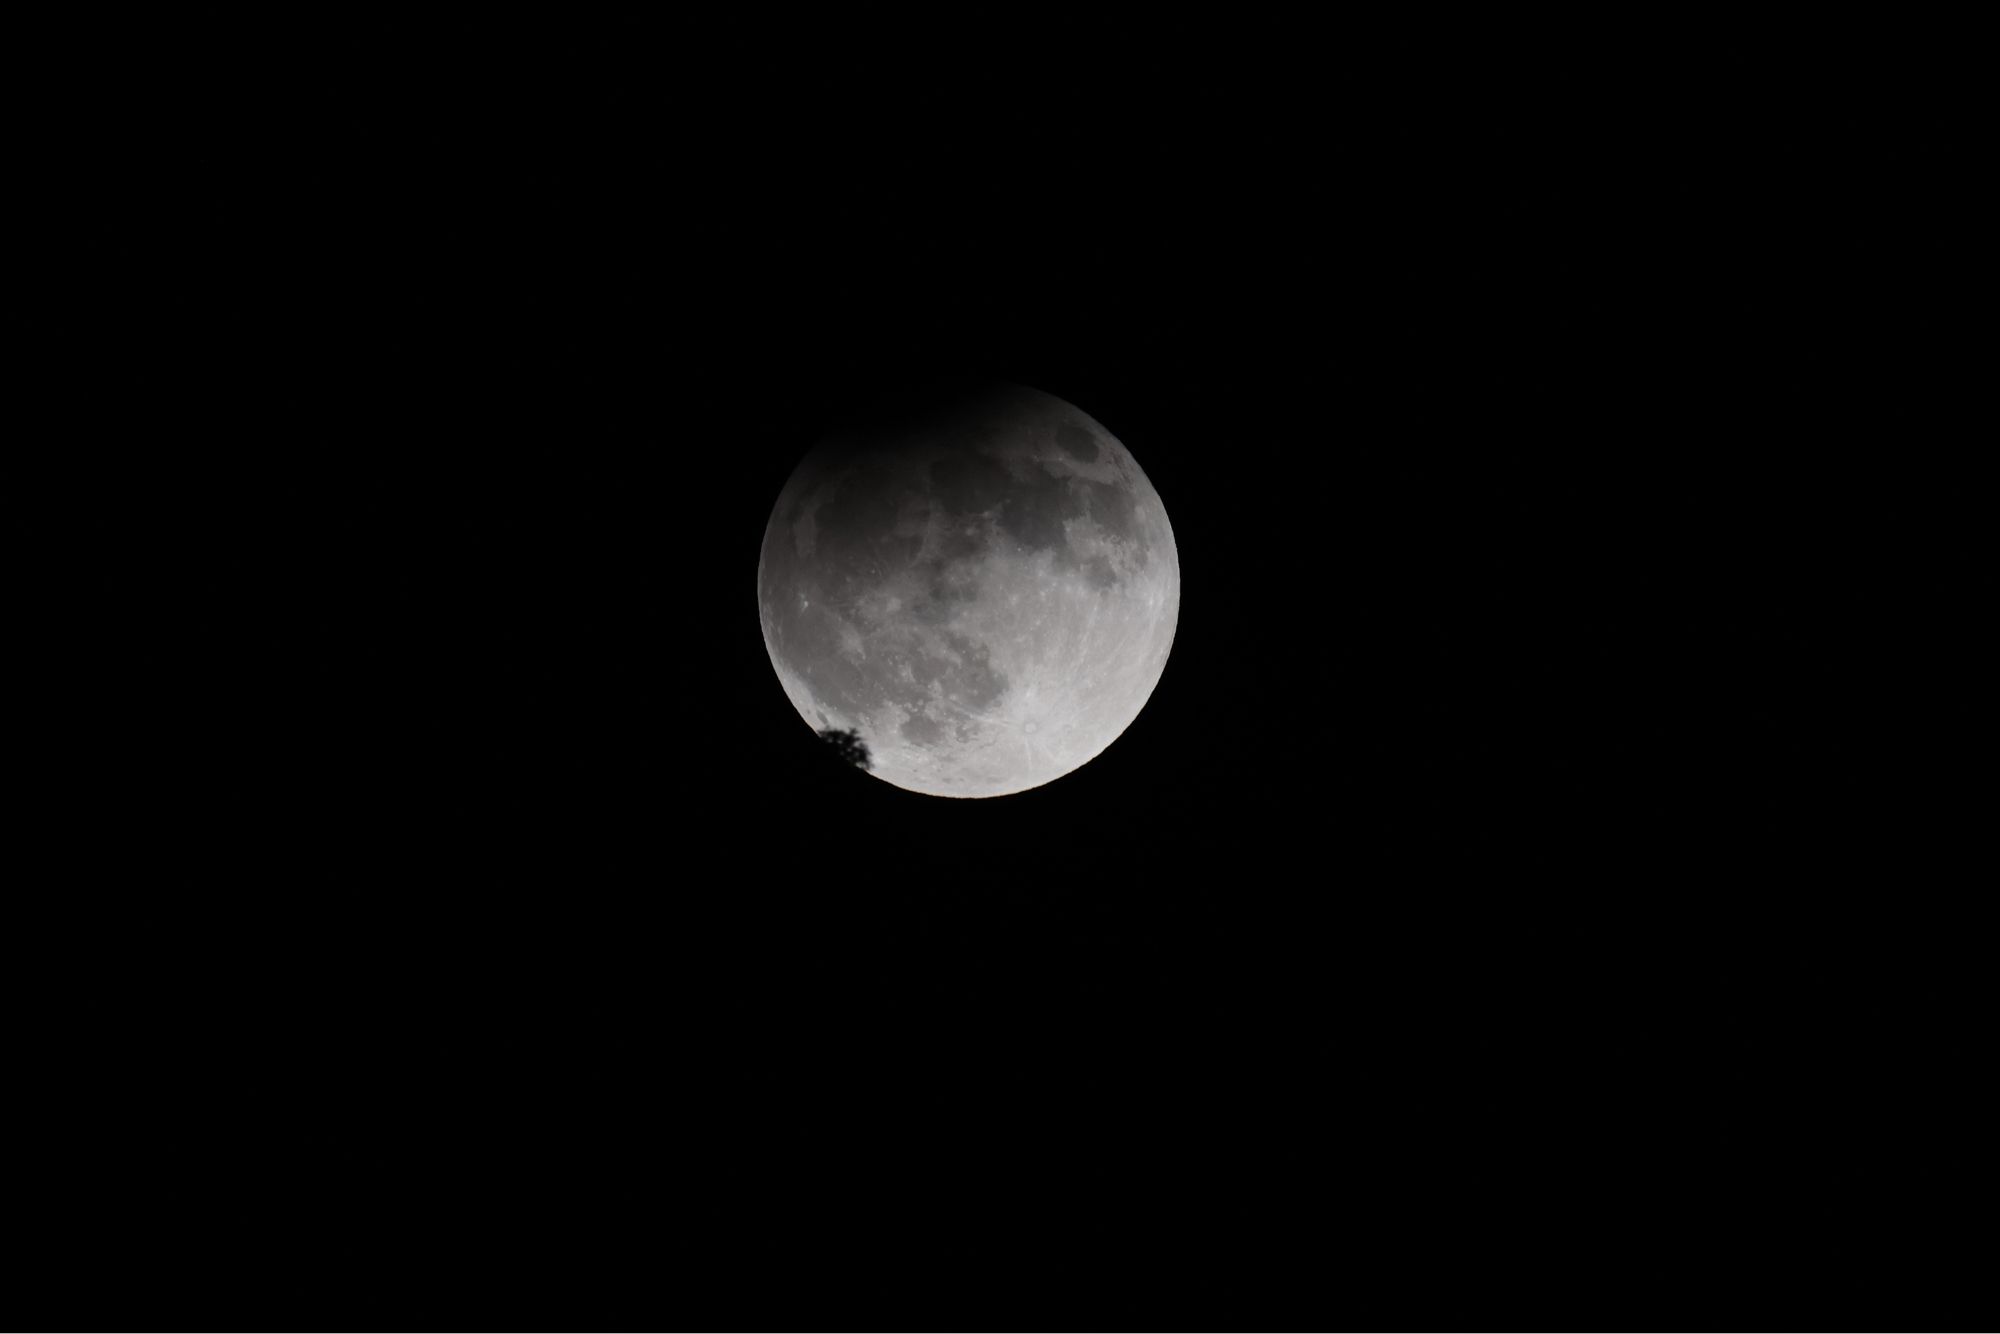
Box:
[758,382,1180,797]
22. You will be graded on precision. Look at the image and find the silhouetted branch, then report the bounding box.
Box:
[818,727,872,770]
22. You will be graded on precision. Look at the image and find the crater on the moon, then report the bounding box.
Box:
[757,381,1180,798]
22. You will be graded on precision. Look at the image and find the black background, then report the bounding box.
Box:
[76,23,1977,1324]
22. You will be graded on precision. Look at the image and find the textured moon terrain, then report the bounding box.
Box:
[758,382,1180,797]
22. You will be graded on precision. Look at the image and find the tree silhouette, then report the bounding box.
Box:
[818,727,872,770]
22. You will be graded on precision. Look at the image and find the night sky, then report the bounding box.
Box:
[79,26,1959,1321]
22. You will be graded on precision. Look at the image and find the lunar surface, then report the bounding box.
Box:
[757,382,1179,797]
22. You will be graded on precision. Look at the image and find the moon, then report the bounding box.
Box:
[757,381,1180,797]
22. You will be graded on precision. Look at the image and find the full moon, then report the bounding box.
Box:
[757,381,1180,797]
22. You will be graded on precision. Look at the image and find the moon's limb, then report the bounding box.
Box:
[758,383,1179,797]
